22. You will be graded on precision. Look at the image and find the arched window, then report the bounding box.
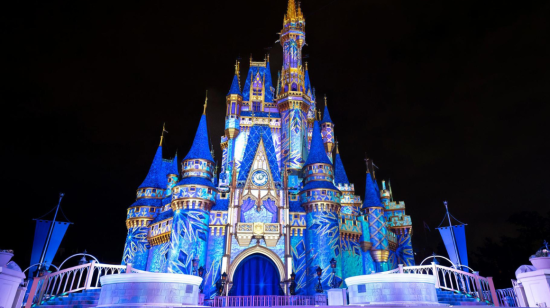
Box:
[291,83,297,91]
[252,72,262,97]
[231,102,236,114]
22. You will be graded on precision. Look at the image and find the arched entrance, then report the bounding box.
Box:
[229,253,284,296]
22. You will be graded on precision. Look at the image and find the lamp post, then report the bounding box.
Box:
[192,258,199,276]
[219,272,227,296]
[330,258,337,289]
[198,266,204,293]
[289,271,297,295]
[315,266,323,293]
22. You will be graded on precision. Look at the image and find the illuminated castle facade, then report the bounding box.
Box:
[122,0,414,298]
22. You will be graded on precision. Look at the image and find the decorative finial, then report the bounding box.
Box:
[443,200,448,209]
[203,90,208,115]
[336,141,339,154]
[250,54,253,64]
[160,123,168,146]
[267,54,270,62]
[364,154,371,173]
[324,94,327,107]
[305,62,308,70]
[317,109,321,121]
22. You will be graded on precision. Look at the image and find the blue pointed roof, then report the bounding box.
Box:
[138,146,166,189]
[237,125,281,186]
[334,152,349,185]
[242,64,274,102]
[304,121,332,166]
[227,74,242,96]
[363,172,382,208]
[320,105,333,124]
[304,69,312,96]
[264,61,274,102]
[183,115,214,162]
[167,154,179,175]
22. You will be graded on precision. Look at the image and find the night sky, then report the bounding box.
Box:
[3,0,549,285]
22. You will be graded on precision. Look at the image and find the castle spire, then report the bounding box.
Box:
[320,95,333,124]
[159,123,168,146]
[286,0,296,19]
[138,144,165,189]
[304,121,332,166]
[228,63,242,96]
[334,144,350,186]
[184,107,214,163]
[203,90,208,115]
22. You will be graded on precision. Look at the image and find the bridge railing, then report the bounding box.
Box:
[381,263,498,306]
[24,261,135,308]
[210,295,327,307]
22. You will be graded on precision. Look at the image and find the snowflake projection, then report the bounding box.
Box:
[168,209,209,274]
[396,233,415,266]
[305,211,342,293]
[291,238,307,295]
[122,227,149,268]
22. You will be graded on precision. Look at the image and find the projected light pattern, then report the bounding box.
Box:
[120,0,416,298]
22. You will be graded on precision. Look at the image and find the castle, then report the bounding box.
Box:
[122,0,414,298]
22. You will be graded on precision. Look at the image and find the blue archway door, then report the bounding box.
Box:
[229,253,283,296]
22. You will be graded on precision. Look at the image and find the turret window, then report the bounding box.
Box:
[231,103,236,114]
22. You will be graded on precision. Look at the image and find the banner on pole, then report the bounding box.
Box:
[30,220,71,275]
[437,224,468,268]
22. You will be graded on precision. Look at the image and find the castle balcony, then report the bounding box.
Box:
[339,217,362,241]
[235,222,281,247]
[388,231,398,251]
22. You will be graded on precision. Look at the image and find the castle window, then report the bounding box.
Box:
[306,191,311,197]
[291,83,297,91]
[217,212,221,217]
[253,101,261,112]
[190,187,196,191]
[322,190,326,195]
[231,102,236,114]
[208,189,212,194]
[253,73,263,96]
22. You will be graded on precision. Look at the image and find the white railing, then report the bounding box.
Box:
[24,261,135,308]
[210,295,327,307]
[496,287,519,307]
[381,263,499,306]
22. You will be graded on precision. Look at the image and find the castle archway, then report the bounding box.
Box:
[227,246,285,296]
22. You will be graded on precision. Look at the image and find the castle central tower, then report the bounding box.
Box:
[276,0,313,188]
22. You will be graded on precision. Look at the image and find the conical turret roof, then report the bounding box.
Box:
[138,146,166,189]
[334,151,349,185]
[363,172,382,208]
[167,153,179,175]
[227,74,242,96]
[183,114,214,162]
[304,120,332,166]
[320,104,333,124]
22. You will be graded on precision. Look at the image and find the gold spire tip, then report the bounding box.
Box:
[324,94,327,106]
[203,90,208,115]
[160,122,167,146]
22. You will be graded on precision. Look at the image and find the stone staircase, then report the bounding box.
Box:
[437,289,489,306]
[38,289,100,308]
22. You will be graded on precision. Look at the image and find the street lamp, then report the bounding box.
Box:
[289,271,297,295]
[330,258,337,288]
[315,266,323,293]
[198,266,204,293]
[218,272,228,296]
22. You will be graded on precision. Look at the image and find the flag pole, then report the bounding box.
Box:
[444,201,462,270]
[38,193,64,272]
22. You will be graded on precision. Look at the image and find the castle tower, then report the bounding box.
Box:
[300,120,342,294]
[320,96,334,162]
[167,100,217,274]
[220,63,243,187]
[382,182,415,266]
[123,130,167,270]
[362,159,389,272]
[277,0,311,188]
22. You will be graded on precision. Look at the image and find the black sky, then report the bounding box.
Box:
[2,0,549,285]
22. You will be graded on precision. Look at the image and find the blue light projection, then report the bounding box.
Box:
[120,0,416,297]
